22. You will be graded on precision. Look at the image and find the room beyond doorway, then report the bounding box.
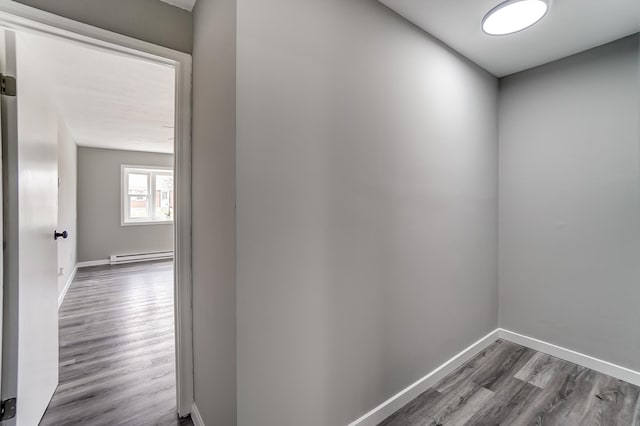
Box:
[18,27,183,424]
[40,261,192,425]
[0,3,193,422]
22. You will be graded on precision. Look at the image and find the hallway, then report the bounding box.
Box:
[40,261,191,426]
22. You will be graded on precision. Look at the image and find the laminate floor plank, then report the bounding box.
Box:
[428,382,494,425]
[434,340,514,395]
[467,344,536,392]
[514,352,572,390]
[378,389,442,426]
[40,261,191,426]
[379,339,640,426]
[465,377,541,425]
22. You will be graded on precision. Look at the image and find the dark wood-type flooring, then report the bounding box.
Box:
[41,262,640,425]
[380,339,640,425]
[40,261,192,426]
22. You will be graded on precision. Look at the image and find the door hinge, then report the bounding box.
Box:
[0,74,16,96]
[0,398,16,421]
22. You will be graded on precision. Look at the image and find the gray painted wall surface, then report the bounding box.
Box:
[499,35,640,371]
[12,0,193,53]
[57,120,77,296]
[77,147,173,262]
[191,0,237,424]
[236,0,498,424]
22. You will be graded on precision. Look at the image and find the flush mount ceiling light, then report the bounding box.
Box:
[482,0,549,36]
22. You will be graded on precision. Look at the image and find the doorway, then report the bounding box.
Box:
[0,4,192,425]
[41,261,182,425]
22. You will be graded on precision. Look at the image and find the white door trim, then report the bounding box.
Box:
[0,1,194,417]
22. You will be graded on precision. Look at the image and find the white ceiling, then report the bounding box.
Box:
[378,0,640,77]
[20,34,175,154]
[159,0,197,12]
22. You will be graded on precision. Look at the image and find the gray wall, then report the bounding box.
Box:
[77,147,173,262]
[12,0,193,53]
[499,35,640,371]
[236,0,498,424]
[57,120,77,296]
[191,0,237,424]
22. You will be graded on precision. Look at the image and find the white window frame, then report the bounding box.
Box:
[121,165,174,226]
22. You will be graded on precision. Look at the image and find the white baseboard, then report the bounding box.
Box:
[77,259,110,268]
[57,264,78,309]
[347,327,640,426]
[190,402,205,426]
[498,328,640,387]
[347,328,500,426]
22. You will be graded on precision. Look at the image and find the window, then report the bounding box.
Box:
[122,166,174,225]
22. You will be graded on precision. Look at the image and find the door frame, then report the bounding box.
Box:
[0,1,194,417]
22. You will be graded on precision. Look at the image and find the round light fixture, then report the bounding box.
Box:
[482,0,549,36]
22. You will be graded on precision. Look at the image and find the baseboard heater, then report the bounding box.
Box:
[109,250,174,265]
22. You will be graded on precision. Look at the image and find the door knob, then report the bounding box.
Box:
[54,230,68,240]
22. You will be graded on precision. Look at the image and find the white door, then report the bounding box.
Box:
[1,28,18,426]
[1,29,59,426]
[0,29,6,414]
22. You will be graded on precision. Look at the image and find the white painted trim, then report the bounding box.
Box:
[76,259,110,268]
[498,329,640,387]
[347,329,500,426]
[173,35,194,417]
[120,220,174,227]
[190,402,205,426]
[120,164,175,227]
[347,328,640,426]
[0,1,189,66]
[0,1,194,415]
[159,0,197,12]
[347,327,640,426]
[57,265,77,309]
